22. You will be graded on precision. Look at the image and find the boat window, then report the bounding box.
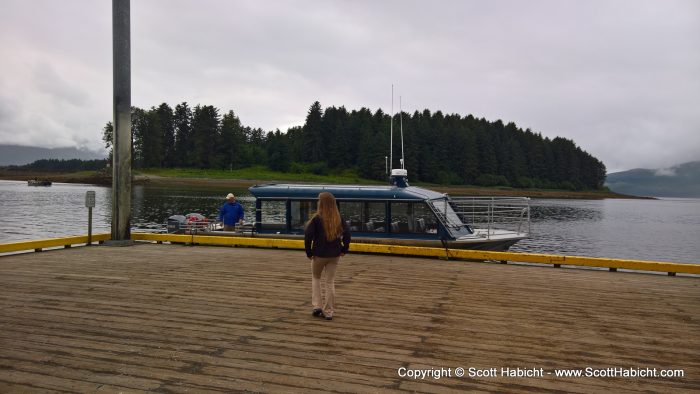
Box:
[412,203,439,234]
[364,202,387,232]
[390,203,411,233]
[260,200,286,232]
[338,201,363,232]
[290,200,317,232]
[391,202,438,234]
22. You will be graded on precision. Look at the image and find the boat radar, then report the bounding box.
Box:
[390,168,409,188]
[388,85,409,188]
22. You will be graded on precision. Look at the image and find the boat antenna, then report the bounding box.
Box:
[390,84,394,171]
[400,95,404,169]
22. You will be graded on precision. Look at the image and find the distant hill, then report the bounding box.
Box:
[0,144,105,166]
[606,161,700,198]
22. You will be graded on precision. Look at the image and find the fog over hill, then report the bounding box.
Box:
[0,144,105,166]
[606,161,700,198]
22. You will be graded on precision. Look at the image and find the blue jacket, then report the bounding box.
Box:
[218,201,245,225]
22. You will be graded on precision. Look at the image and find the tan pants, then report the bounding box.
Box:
[311,256,339,316]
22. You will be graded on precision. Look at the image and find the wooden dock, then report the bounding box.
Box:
[0,243,698,393]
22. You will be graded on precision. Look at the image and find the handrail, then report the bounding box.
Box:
[448,196,531,238]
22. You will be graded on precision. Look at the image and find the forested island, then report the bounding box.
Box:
[100,101,607,191]
[1,101,608,193]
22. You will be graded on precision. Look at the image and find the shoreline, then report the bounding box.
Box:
[0,170,649,199]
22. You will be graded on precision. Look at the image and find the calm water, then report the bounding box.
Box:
[1,180,698,264]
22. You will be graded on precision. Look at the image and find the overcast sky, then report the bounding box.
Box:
[0,0,698,172]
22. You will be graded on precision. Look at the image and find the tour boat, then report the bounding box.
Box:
[167,171,529,251]
[245,169,530,251]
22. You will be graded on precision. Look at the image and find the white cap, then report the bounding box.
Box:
[226,193,235,199]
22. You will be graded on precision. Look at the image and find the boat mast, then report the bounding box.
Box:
[390,84,394,171]
[388,85,409,187]
[400,95,404,169]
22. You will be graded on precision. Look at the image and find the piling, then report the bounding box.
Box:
[111,0,132,241]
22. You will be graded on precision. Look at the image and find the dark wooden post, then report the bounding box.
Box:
[111,0,132,241]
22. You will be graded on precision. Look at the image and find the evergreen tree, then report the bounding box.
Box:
[476,122,497,176]
[322,106,340,167]
[302,101,324,163]
[461,115,479,184]
[219,110,244,170]
[245,127,268,166]
[174,102,193,167]
[356,108,385,179]
[286,126,304,163]
[141,107,164,168]
[131,107,147,168]
[191,105,220,168]
[267,130,291,172]
[157,103,175,167]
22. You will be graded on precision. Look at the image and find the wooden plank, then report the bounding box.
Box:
[0,244,698,393]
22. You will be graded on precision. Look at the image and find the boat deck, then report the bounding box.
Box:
[0,243,698,393]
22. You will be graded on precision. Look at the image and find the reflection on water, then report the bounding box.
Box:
[1,180,699,264]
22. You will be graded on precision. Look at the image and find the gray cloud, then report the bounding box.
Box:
[0,0,698,171]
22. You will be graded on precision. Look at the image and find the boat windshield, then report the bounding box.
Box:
[427,198,471,236]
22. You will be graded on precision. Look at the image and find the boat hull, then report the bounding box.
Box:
[187,229,525,252]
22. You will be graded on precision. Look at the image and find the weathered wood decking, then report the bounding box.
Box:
[0,243,698,393]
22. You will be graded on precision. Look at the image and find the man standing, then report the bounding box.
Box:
[219,193,245,231]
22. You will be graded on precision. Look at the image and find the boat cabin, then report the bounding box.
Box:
[248,183,474,241]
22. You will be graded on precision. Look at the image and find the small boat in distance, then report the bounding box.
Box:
[28,179,52,186]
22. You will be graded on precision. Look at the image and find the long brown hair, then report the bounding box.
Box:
[313,192,342,241]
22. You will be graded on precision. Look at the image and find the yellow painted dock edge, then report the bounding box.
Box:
[0,233,111,253]
[2,232,698,275]
[128,233,700,275]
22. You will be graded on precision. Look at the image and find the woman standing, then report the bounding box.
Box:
[304,192,351,321]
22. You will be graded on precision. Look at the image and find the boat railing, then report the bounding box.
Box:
[444,196,531,239]
[179,220,213,234]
